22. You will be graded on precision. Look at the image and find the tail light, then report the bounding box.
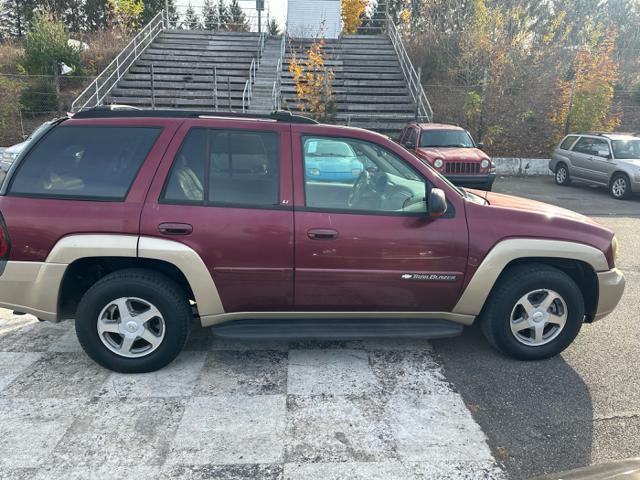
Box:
[0,213,11,260]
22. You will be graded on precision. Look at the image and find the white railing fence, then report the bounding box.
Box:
[71,11,165,112]
[385,14,433,122]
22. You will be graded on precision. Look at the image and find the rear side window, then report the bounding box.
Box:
[559,135,578,150]
[9,126,160,200]
[162,128,280,208]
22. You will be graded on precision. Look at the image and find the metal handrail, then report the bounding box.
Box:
[257,32,266,66]
[213,67,218,111]
[385,15,433,121]
[272,35,286,110]
[71,10,165,111]
[242,58,257,112]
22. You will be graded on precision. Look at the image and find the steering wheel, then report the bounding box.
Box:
[347,170,387,209]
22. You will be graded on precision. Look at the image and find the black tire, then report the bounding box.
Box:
[75,268,192,373]
[480,264,585,361]
[555,163,571,186]
[610,173,632,200]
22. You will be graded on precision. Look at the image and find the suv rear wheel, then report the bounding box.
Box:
[555,163,571,186]
[610,173,632,200]
[480,264,584,360]
[75,269,192,373]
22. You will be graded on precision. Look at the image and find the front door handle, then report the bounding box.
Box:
[158,222,193,235]
[307,228,338,240]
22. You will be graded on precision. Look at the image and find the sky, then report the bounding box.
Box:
[174,0,289,29]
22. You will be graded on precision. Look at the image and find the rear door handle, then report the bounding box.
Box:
[158,222,193,235]
[307,228,338,240]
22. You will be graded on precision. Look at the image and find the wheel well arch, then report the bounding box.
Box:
[57,257,196,321]
[490,257,598,322]
[609,170,630,184]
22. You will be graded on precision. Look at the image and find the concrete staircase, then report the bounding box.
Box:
[108,30,263,111]
[281,35,419,136]
[247,37,282,114]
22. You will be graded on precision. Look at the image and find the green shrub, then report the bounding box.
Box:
[19,13,82,76]
[20,78,58,115]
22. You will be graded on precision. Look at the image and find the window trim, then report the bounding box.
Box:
[300,134,442,218]
[159,127,284,210]
[6,125,162,202]
[571,136,612,157]
[560,135,579,151]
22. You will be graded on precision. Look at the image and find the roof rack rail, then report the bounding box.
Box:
[71,107,319,124]
[572,131,608,136]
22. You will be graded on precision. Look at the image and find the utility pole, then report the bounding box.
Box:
[53,62,61,117]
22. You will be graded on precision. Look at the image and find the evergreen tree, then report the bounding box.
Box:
[4,0,37,37]
[184,1,200,29]
[202,0,217,29]
[83,0,109,30]
[267,17,279,35]
[216,0,230,30]
[227,0,247,31]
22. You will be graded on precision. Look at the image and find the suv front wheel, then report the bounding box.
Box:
[75,269,192,373]
[610,173,632,200]
[481,264,584,360]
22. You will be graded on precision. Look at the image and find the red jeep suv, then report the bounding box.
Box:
[399,122,495,191]
[0,109,624,372]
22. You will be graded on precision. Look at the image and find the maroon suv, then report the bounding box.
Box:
[0,109,625,372]
[398,122,496,190]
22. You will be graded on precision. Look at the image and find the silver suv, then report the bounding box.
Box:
[550,133,640,200]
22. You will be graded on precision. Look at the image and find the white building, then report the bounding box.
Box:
[286,0,341,38]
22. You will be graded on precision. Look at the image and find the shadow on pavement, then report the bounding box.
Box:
[432,324,593,480]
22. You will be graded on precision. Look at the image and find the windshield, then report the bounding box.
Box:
[420,129,474,148]
[612,139,640,159]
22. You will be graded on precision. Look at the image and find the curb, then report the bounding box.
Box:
[493,158,552,176]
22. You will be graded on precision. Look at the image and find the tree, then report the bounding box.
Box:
[227,0,248,31]
[83,0,110,30]
[19,13,82,75]
[3,0,38,37]
[288,39,335,121]
[184,2,200,29]
[202,0,217,29]
[216,0,230,30]
[341,0,367,34]
[267,17,279,35]
[550,29,621,140]
[108,0,144,33]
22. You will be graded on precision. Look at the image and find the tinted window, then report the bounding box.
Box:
[9,126,160,200]
[419,129,474,148]
[573,137,610,157]
[162,129,280,207]
[303,136,427,214]
[559,135,578,150]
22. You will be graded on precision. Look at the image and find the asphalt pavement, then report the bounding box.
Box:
[432,175,640,479]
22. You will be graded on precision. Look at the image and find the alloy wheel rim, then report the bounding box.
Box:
[509,289,568,346]
[97,297,165,358]
[612,178,626,197]
[556,168,567,183]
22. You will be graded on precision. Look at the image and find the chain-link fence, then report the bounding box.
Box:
[0,74,97,146]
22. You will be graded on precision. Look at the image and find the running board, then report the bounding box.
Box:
[210,318,464,340]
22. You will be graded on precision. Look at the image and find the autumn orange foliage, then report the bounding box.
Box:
[288,40,335,121]
[341,0,367,34]
[551,29,621,139]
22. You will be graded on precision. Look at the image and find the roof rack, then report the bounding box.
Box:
[572,131,608,136]
[71,107,319,124]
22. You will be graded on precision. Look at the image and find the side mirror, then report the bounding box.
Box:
[477,142,484,150]
[428,188,447,217]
